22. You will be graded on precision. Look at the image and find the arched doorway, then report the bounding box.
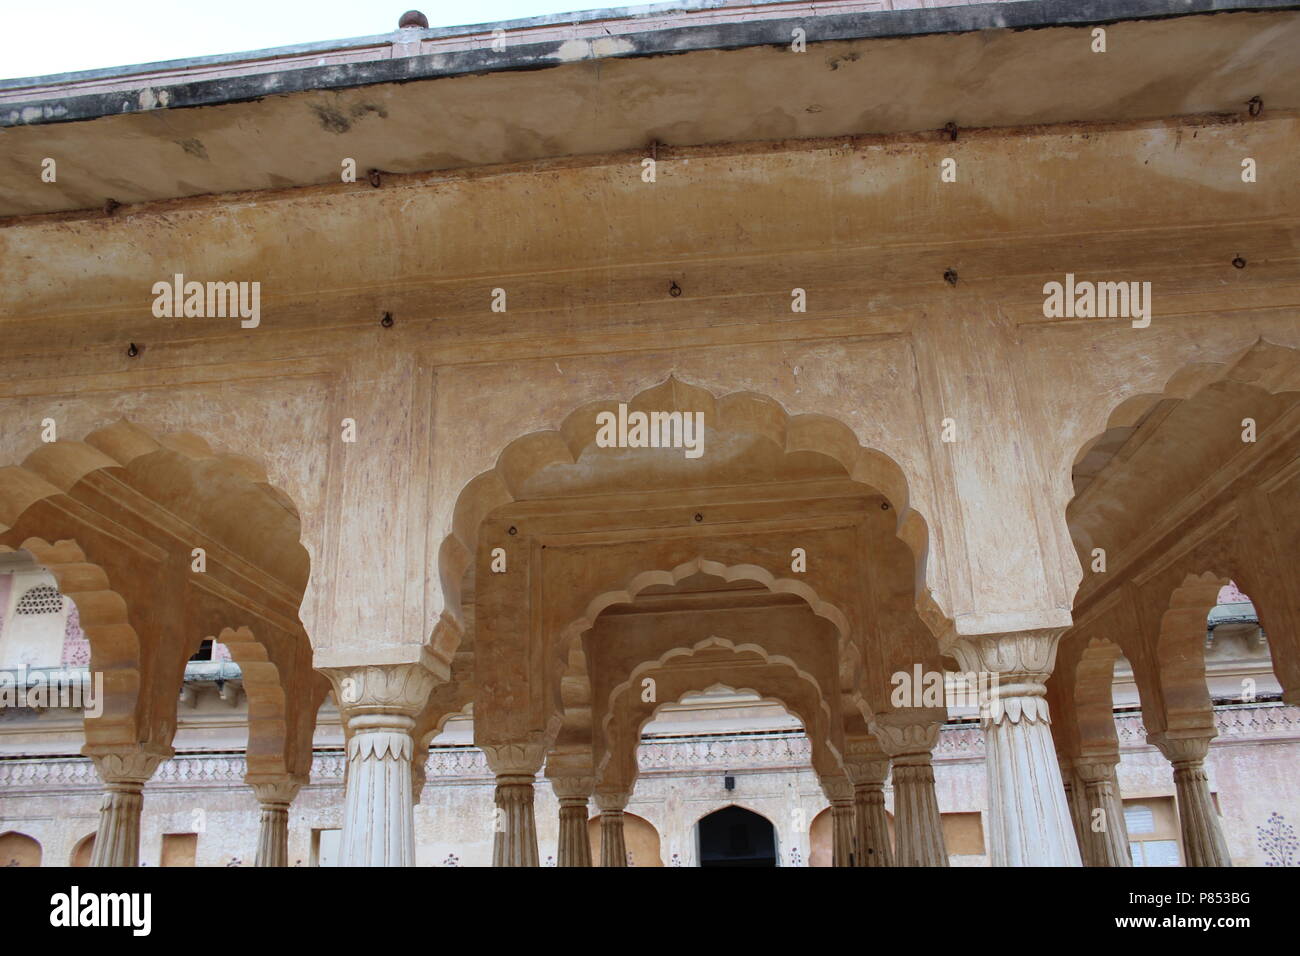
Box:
[0,831,41,866]
[697,806,777,867]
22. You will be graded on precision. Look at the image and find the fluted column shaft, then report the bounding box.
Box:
[596,792,629,867]
[845,748,894,867]
[91,784,145,867]
[831,801,856,867]
[1059,758,1092,866]
[324,662,437,867]
[493,776,540,867]
[256,804,290,867]
[548,766,595,867]
[1076,759,1131,867]
[249,776,305,868]
[557,797,593,867]
[952,629,1081,866]
[599,811,627,866]
[1152,733,1231,867]
[853,781,894,867]
[870,716,947,866]
[890,756,948,866]
[86,745,171,868]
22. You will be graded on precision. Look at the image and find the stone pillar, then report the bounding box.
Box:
[549,775,594,867]
[1075,756,1131,867]
[483,742,545,867]
[950,629,1082,866]
[596,791,629,867]
[323,662,437,867]
[845,756,894,867]
[870,714,948,866]
[822,777,857,867]
[1058,757,1092,866]
[247,775,306,868]
[1150,732,1231,867]
[85,744,172,867]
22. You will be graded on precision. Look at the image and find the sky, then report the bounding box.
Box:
[0,0,639,80]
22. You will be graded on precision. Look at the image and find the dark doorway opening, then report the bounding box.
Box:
[697,806,777,867]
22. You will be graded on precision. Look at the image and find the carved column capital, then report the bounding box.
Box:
[84,743,173,788]
[322,661,438,730]
[550,775,596,802]
[247,774,308,806]
[869,712,941,760]
[1073,755,1120,784]
[820,775,855,803]
[1148,730,1214,767]
[481,740,547,777]
[949,628,1067,726]
[844,758,891,787]
[595,789,630,813]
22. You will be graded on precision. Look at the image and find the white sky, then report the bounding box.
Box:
[0,0,631,80]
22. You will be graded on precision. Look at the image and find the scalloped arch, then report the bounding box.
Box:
[1154,571,1232,735]
[210,626,292,779]
[0,419,299,535]
[598,635,839,786]
[1066,338,1300,561]
[439,376,942,636]
[0,538,143,749]
[558,555,858,725]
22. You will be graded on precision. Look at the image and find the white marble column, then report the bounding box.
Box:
[323,662,437,867]
[951,629,1081,866]
[845,754,894,867]
[1150,731,1231,867]
[1075,756,1131,867]
[85,744,172,867]
[549,775,594,867]
[596,791,629,867]
[822,776,857,867]
[870,714,948,866]
[248,775,306,868]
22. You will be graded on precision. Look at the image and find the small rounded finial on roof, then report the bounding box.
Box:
[399,10,429,29]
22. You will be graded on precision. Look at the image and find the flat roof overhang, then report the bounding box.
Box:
[0,0,1298,217]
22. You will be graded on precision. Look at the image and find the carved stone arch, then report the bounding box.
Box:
[1152,571,1232,738]
[440,375,946,653]
[560,555,855,678]
[0,419,317,755]
[0,538,145,749]
[206,626,327,782]
[1064,338,1300,599]
[1072,637,1127,757]
[596,637,840,795]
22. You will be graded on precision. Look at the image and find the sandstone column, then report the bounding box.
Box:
[549,775,594,867]
[870,713,948,866]
[845,753,894,867]
[483,742,545,867]
[951,629,1081,866]
[596,790,629,867]
[822,776,857,867]
[247,774,306,868]
[1150,731,1231,866]
[1075,756,1131,867]
[85,744,172,867]
[1058,757,1092,866]
[323,662,437,867]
